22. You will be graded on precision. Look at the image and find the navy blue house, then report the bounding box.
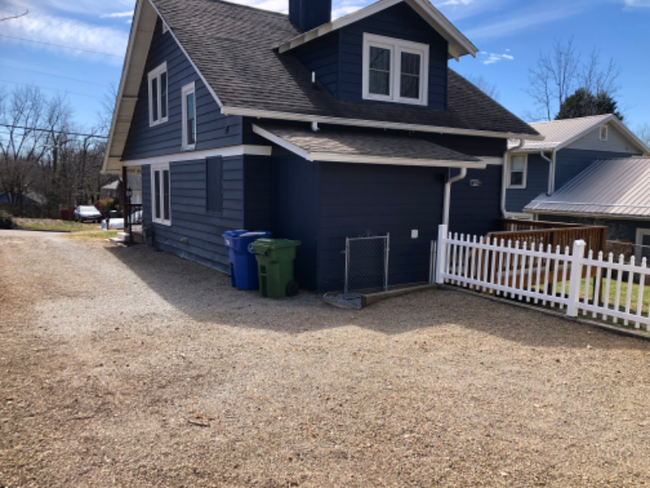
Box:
[102,0,543,293]
[504,115,649,218]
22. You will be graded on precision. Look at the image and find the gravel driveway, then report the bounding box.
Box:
[1,230,649,487]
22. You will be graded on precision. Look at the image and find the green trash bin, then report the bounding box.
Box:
[251,238,301,298]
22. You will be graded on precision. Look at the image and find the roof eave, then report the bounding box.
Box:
[277,0,477,60]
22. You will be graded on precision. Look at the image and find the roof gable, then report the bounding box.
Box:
[277,0,477,61]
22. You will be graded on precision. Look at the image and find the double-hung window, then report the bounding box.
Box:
[362,33,429,106]
[151,163,171,225]
[508,154,527,189]
[148,62,168,126]
[181,82,196,151]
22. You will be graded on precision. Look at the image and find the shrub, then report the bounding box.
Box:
[94,197,116,216]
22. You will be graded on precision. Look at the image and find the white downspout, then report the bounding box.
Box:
[443,167,467,227]
[540,150,556,195]
[501,139,525,218]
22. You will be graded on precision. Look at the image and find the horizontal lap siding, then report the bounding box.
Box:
[338,2,448,110]
[506,154,549,213]
[555,149,636,190]
[294,32,339,97]
[244,156,273,231]
[122,18,242,161]
[318,162,445,292]
[269,150,320,291]
[143,157,245,274]
[449,165,502,238]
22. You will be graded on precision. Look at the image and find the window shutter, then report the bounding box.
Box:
[206,156,223,213]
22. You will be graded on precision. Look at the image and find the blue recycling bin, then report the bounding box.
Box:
[223,230,272,290]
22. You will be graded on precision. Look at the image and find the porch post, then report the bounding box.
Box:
[121,165,127,215]
[566,239,586,317]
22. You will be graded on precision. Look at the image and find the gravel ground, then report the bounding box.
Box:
[1,230,650,488]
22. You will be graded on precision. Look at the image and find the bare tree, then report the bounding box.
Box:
[465,74,500,101]
[636,124,650,146]
[524,38,621,121]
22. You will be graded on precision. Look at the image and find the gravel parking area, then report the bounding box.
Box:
[1,230,650,487]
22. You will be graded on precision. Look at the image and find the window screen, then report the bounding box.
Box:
[163,169,170,221]
[206,157,223,213]
[369,47,391,96]
[154,169,161,219]
[400,52,421,99]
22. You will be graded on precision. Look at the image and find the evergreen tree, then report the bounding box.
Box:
[556,88,623,120]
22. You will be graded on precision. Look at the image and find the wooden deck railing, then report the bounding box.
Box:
[487,219,607,256]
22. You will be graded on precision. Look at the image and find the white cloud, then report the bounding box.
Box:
[480,52,514,65]
[0,7,128,64]
[226,0,288,13]
[101,11,134,19]
[332,5,364,19]
[438,0,473,6]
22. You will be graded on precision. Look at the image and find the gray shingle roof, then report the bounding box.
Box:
[254,122,481,163]
[525,158,650,218]
[151,0,538,137]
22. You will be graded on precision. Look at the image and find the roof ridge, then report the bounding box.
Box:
[530,114,612,126]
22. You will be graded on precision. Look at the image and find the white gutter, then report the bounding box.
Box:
[501,139,524,218]
[443,168,467,227]
[540,151,554,195]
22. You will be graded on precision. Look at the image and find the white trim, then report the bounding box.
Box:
[277,0,477,61]
[362,34,429,106]
[181,81,196,151]
[507,153,527,189]
[151,162,172,226]
[636,228,650,261]
[505,212,533,220]
[230,107,545,140]
[148,61,168,127]
[121,145,272,167]
[478,156,503,166]
[251,124,486,169]
[146,0,224,108]
[162,21,169,34]
[600,124,608,142]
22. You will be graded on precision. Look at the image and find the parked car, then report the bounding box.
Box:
[74,205,102,223]
[100,210,143,230]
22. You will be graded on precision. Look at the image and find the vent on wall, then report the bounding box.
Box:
[599,125,608,141]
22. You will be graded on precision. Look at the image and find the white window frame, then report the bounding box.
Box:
[635,228,650,262]
[151,163,172,226]
[181,81,197,151]
[148,62,168,127]
[600,125,609,141]
[508,154,528,189]
[362,33,429,106]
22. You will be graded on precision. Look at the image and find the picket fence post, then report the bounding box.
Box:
[436,224,448,284]
[566,239,586,317]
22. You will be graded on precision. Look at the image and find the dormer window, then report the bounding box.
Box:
[362,34,429,106]
[600,125,608,141]
[148,62,168,127]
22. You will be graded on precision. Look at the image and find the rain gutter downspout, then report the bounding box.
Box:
[501,139,525,217]
[540,150,557,195]
[443,167,468,227]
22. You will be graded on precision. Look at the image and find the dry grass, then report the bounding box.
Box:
[14,218,95,232]
[1,232,650,487]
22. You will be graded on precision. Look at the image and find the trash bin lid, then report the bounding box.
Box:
[252,238,301,250]
[223,229,248,238]
[239,231,271,238]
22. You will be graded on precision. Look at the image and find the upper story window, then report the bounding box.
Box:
[508,154,527,189]
[181,82,196,151]
[362,33,429,106]
[151,163,171,225]
[148,62,168,127]
[600,125,608,141]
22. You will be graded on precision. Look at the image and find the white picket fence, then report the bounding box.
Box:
[435,224,650,331]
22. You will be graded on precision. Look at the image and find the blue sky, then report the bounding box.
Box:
[1,0,648,134]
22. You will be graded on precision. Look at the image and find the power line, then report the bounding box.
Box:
[0,124,108,139]
[0,64,110,87]
[0,34,124,58]
[0,79,104,100]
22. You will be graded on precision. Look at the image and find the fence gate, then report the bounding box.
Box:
[344,233,390,294]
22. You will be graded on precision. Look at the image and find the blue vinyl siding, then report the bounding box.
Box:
[294,2,448,109]
[243,155,273,232]
[142,157,245,273]
[506,154,549,213]
[555,149,635,190]
[122,18,242,161]
[318,161,446,292]
[294,31,340,98]
[449,165,503,238]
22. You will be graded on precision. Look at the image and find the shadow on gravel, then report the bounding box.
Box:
[105,244,650,352]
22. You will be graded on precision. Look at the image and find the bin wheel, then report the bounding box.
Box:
[286,282,300,297]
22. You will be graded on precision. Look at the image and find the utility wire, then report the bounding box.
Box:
[0,64,110,87]
[0,124,108,139]
[0,79,103,100]
[0,34,124,58]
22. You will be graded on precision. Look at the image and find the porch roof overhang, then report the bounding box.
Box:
[252,123,487,169]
